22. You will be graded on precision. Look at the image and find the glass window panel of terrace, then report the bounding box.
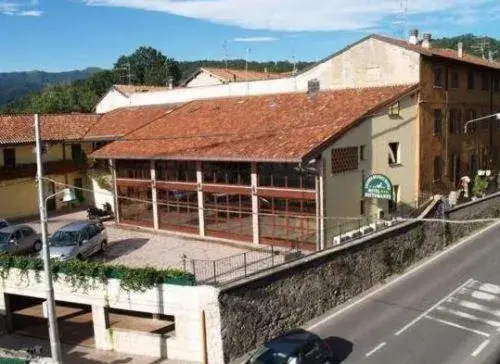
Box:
[204,193,253,240]
[157,188,199,233]
[258,163,315,189]
[117,185,153,227]
[259,197,316,249]
[203,162,251,185]
[155,161,197,182]
[116,160,151,180]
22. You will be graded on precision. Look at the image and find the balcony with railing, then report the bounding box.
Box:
[0,159,87,180]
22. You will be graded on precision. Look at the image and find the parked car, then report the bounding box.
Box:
[246,329,333,364]
[45,221,107,261]
[0,225,42,255]
[0,219,9,229]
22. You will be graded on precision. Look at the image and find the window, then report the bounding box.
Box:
[469,152,477,174]
[3,148,15,168]
[359,145,366,161]
[434,109,442,136]
[156,160,197,183]
[482,72,491,91]
[116,160,151,180]
[449,109,462,134]
[450,69,459,89]
[466,109,477,133]
[433,156,441,181]
[451,153,460,185]
[71,144,83,161]
[331,147,358,174]
[433,66,443,87]
[360,200,365,215]
[20,227,34,237]
[258,163,315,189]
[467,70,475,90]
[87,224,99,238]
[388,142,400,165]
[388,185,399,212]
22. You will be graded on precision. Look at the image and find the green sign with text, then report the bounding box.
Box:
[364,174,393,200]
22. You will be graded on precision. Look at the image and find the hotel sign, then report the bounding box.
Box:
[363,174,393,200]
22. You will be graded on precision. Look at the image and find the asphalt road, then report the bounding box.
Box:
[308,221,500,364]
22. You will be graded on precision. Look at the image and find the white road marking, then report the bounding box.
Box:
[471,339,491,357]
[365,342,386,357]
[435,306,500,327]
[306,221,500,331]
[477,283,500,295]
[446,297,500,318]
[394,278,475,336]
[459,289,500,303]
[425,315,490,337]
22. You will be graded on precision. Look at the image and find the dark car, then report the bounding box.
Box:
[0,219,9,229]
[0,225,42,255]
[246,330,333,364]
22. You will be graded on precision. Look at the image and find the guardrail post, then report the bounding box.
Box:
[243,253,247,277]
[213,261,217,285]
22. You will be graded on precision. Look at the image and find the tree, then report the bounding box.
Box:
[114,46,182,86]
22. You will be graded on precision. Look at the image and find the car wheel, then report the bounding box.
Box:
[100,240,108,253]
[33,240,42,252]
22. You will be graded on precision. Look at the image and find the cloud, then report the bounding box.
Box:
[232,37,278,42]
[81,0,498,31]
[0,0,42,16]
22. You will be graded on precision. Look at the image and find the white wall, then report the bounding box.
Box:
[89,172,115,211]
[186,72,224,88]
[0,269,224,363]
[321,92,419,245]
[95,89,130,114]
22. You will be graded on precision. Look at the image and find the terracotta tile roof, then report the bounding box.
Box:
[113,85,173,96]
[0,114,100,145]
[92,84,418,162]
[201,68,287,82]
[372,34,500,70]
[84,105,174,140]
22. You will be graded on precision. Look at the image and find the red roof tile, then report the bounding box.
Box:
[0,114,100,145]
[372,34,500,70]
[92,84,418,162]
[201,68,286,82]
[84,105,174,140]
[113,85,173,96]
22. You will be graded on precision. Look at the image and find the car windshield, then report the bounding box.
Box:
[0,221,8,229]
[248,347,291,364]
[50,230,80,247]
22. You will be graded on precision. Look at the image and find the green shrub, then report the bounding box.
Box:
[0,254,195,291]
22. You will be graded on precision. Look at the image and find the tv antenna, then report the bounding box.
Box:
[223,40,229,70]
[471,37,490,59]
[116,62,132,85]
[391,0,408,38]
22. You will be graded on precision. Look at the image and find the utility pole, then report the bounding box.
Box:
[35,114,62,363]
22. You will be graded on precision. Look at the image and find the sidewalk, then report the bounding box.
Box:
[0,333,197,364]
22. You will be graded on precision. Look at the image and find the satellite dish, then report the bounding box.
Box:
[61,188,76,203]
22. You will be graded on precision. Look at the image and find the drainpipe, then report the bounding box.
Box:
[489,72,494,170]
[110,159,119,223]
[197,161,205,237]
[151,160,159,230]
[251,162,260,245]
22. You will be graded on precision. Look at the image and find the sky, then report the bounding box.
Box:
[1,0,500,72]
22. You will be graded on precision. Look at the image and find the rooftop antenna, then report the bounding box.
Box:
[116,62,132,85]
[391,0,408,38]
[223,40,229,70]
[471,36,490,59]
[245,47,251,95]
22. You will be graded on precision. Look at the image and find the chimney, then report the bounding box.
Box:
[408,29,419,45]
[421,33,432,49]
[458,42,464,58]
[307,79,320,95]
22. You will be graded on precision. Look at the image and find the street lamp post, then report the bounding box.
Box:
[34,114,63,363]
[464,113,500,133]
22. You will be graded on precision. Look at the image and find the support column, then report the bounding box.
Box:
[197,161,205,237]
[110,159,119,224]
[92,305,111,350]
[251,163,260,245]
[0,294,13,334]
[151,161,159,230]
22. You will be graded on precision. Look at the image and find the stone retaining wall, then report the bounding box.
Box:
[218,193,500,362]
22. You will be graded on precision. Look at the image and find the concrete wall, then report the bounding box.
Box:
[295,37,420,90]
[321,91,419,245]
[186,72,225,88]
[0,273,224,363]
[218,192,500,362]
[95,88,130,114]
[0,178,38,219]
